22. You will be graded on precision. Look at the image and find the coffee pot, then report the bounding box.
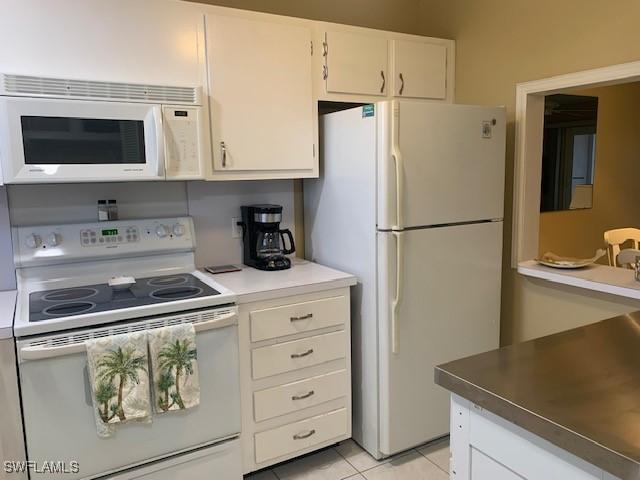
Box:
[240,204,295,271]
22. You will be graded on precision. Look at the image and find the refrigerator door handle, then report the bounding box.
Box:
[391,152,404,230]
[391,230,404,354]
[391,101,404,231]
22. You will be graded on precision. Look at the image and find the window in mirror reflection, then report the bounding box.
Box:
[540,94,598,212]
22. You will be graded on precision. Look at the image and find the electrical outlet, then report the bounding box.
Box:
[232,217,242,239]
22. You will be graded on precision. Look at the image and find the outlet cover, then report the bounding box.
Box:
[232,217,242,239]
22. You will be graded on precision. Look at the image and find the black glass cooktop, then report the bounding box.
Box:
[29,274,220,322]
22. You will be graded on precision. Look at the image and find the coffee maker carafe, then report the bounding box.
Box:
[241,204,295,270]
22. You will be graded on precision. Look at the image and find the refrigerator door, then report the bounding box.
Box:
[378,101,506,230]
[377,221,502,456]
[304,105,380,455]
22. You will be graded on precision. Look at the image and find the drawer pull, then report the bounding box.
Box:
[292,390,315,401]
[291,348,314,359]
[293,429,316,440]
[290,313,313,322]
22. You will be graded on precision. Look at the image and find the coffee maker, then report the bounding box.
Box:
[240,204,295,271]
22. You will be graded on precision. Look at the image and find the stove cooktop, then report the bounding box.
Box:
[28,274,221,323]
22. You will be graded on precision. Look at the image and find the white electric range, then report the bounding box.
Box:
[13,217,242,480]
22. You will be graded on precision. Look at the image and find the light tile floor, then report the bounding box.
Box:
[245,436,450,480]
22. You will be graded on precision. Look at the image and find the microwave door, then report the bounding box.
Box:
[0,97,164,183]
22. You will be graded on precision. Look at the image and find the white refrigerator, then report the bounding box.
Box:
[304,100,506,458]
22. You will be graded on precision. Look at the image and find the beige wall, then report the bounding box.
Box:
[539,82,640,260]
[418,0,640,344]
[187,0,423,34]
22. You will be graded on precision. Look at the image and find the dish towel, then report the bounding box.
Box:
[148,323,200,413]
[85,331,152,438]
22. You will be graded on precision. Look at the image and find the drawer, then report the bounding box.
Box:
[251,330,346,380]
[254,408,348,464]
[254,369,348,422]
[250,295,347,342]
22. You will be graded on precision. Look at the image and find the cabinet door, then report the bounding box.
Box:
[206,14,315,172]
[325,30,388,96]
[393,39,447,99]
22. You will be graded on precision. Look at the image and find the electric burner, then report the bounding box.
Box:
[147,276,188,287]
[28,273,220,323]
[42,288,98,302]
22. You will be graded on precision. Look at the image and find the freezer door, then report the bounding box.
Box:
[377,222,502,455]
[378,101,506,230]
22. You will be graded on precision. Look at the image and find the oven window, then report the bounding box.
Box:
[21,116,146,164]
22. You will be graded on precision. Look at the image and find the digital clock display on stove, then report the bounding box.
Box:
[101,229,119,236]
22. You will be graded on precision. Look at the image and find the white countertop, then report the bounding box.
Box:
[203,260,357,304]
[518,260,640,300]
[0,290,16,340]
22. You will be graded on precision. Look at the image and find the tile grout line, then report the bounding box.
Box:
[355,448,417,475]
[332,444,362,474]
[414,447,450,475]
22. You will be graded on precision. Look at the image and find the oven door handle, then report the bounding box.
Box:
[19,311,238,362]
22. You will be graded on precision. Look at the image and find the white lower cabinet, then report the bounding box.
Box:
[239,288,352,474]
[251,330,347,379]
[254,408,348,464]
[0,338,26,480]
[470,449,523,480]
[253,369,348,422]
[450,395,621,480]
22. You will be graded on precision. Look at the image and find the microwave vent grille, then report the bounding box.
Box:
[1,74,200,104]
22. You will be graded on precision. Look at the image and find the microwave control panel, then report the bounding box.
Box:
[163,106,202,179]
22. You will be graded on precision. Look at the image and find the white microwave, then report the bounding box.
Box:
[0,74,206,183]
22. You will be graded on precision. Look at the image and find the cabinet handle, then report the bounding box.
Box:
[290,313,313,322]
[322,64,328,80]
[399,73,405,95]
[292,390,315,401]
[380,70,386,93]
[322,41,328,57]
[293,429,316,440]
[220,141,227,167]
[291,348,314,359]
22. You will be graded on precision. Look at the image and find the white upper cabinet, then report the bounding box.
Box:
[324,31,388,96]
[392,39,447,99]
[0,0,204,87]
[205,13,317,178]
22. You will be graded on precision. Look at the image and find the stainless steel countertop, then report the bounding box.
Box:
[435,313,640,480]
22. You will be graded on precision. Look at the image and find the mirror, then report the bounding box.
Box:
[540,94,598,212]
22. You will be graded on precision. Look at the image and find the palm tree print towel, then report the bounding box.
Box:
[149,323,200,413]
[86,331,151,437]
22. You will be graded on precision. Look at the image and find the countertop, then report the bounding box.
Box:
[518,260,640,300]
[202,260,357,304]
[435,313,640,480]
[0,290,16,340]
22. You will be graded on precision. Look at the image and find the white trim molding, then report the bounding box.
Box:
[512,60,640,267]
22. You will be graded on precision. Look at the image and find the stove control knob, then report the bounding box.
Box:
[46,233,60,247]
[156,225,169,238]
[25,234,41,249]
[172,223,185,237]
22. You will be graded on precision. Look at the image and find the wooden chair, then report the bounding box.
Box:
[604,228,640,266]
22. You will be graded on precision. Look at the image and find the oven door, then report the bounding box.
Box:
[0,96,164,183]
[16,308,240,480]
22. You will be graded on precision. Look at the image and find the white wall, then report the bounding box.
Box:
[7,183,189,226]
[187,180,295,268]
